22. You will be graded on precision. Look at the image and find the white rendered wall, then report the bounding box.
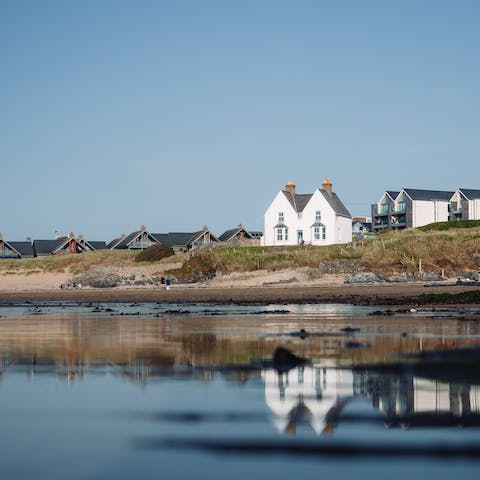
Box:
[263,191,298,246]
[263,189,352,246]
[411,200,434,228]
[433,201,450,223]
[469,200,480,219]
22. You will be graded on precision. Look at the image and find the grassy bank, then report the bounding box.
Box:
[2,223,480,281]
[168,225,480,280]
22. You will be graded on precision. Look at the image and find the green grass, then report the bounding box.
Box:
[0,250,140,275]
[419,220,480,232]
[167,226,480,280]
[417,290,480,303]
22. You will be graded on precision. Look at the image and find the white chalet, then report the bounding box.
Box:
[263,179,352,246]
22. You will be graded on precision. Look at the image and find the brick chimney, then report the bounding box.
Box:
[285,181,296,195]
[322,177,332,196]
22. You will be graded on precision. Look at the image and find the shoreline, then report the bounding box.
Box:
[1,283,480,306]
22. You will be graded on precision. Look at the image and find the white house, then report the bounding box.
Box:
[263,179,352,246]
[450,189,480,221]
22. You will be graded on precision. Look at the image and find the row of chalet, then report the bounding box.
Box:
[371,188,480,232]
[0,225,262,259]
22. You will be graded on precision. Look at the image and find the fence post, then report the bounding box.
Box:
[419,258,422,273]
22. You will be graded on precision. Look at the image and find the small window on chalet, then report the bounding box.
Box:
[297,212,302,220]
[279,212,284,223]
[315,211,321,221]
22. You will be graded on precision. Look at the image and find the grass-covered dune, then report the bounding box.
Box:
[0,249,184,276]
[1,222,480,281]
[168,224,480,280]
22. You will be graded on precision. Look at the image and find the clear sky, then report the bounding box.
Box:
[1,0,479,241]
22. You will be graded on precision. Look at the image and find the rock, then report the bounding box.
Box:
[344,272,384,284]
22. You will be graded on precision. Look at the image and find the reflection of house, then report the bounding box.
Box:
[263,179,352,246]
[0,234,35,258]
[355,372,480,423]
[450,189,480,221]
[108,225,160,250]
[262,364,354,435]
[372,189,454,232]
[152,227,219,253]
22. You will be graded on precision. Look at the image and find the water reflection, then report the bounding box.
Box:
[2,307,480,478]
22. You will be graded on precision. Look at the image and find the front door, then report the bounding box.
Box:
[297,230,303,244]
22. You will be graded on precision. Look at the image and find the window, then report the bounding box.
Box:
[314,227,320,240]
[379,204,388,214]
[315,211,321,221]
[285,228,288,241]
[277,228,283,241]
[322,226,326,240]
[278,212,284,222]
[297,212,302,220]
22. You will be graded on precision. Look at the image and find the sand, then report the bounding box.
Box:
[1,266,480,305]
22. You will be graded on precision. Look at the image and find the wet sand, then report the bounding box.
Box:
[1,283,480,305]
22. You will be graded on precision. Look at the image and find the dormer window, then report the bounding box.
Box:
[278,212,284,223]
[315,211,321,221]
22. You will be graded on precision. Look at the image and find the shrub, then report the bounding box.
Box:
[135,244,175,263]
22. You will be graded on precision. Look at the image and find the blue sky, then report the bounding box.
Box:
[1,0,479,241]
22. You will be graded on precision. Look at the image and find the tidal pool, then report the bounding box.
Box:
[1,302,480,479]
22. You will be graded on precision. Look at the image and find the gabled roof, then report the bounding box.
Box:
[108,236,124,249]
[9,241,35,257]
[0,239,22,258]
[152,229,219,248]
[318,190,351,218]
[386,191,400,200]
[282,188,351,218]
[109,228,160,249]
[458,189,480,200]
[403,188,454,201]
[86,241,107,250]
[33,238,65,255]
[282,191,313,212]
[33,237,89,255]
[218,226,253,242]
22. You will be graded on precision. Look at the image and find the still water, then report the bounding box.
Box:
[1,302,480,479]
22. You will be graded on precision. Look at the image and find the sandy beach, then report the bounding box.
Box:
[0,282,479,305]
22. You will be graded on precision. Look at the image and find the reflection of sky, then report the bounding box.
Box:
[2,362,480,479]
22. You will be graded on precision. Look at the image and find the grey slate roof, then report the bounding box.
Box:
[9,241,35,257]
[218,227,253,242]
[114,230,143,249]
[459,189,480,200]
[403,188,454,201]
[318,190,352,218]
[33,238,65,255]
[282,188,351,218]
[152,230,219,248]
[107,236,124,249]
[87,241,107,250]
[282,191,313,212]
[386,191,400,200]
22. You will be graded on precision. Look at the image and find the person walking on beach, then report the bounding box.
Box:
[165,278,171,291]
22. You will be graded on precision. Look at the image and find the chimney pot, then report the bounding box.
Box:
[285,181,296,195]
[322,178,333,196]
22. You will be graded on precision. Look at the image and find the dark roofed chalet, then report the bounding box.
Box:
[109,226,160,250]
[152,227,218,253]
[218,225,254,242]
[9,241,35,258]
[0,234,35,258]
[33,234,89,256]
